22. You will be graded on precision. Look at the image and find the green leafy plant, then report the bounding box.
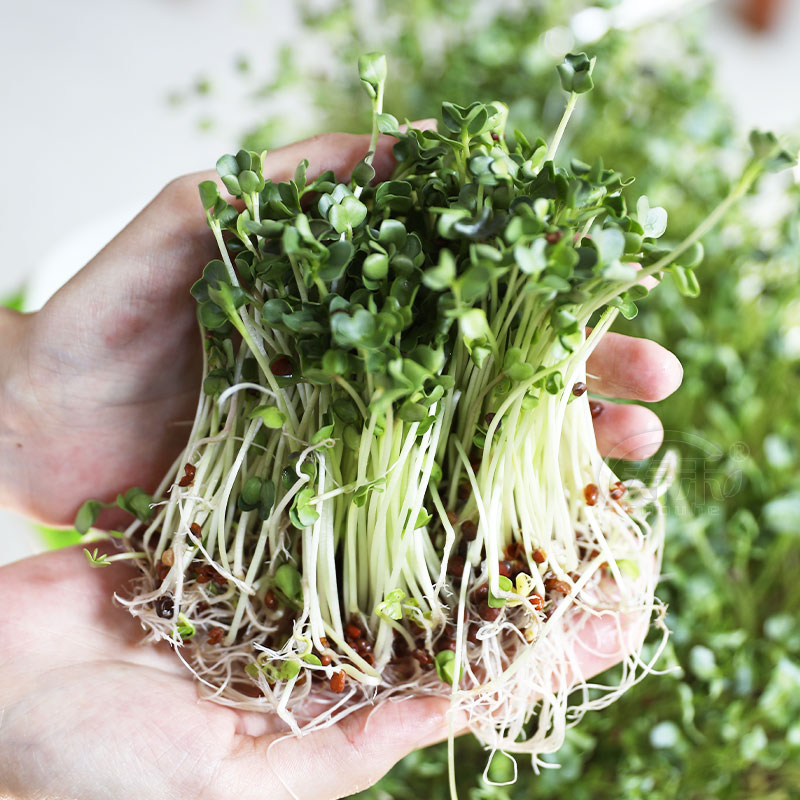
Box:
[82,50,794,797]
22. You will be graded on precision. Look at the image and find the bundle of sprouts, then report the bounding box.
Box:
[77,53,794,784]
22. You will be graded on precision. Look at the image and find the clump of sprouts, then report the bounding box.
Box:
[76,53,794,791]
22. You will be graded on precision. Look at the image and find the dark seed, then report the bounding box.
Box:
[505,541,523,560]
[447,555,466,576]
[498,560,513,577]
[572,382,587,397]
[207,626,224,645]
[190,522,202,537]
[530,594,544,610]
[583,484,599,506]
[264,589,277,609]
[461,520,478,541]
[319,654,332,666]
[156,562,170,581]
[589,400,604,419]
[545,231,562,244]
[478,602,501,622]
[467,625,480,644]
[270,355,294,377]
[532,548,547,564]
[156,595,174,618]
[446,510,459,526]
[457,481,471,500]
[161,548,175,567]
[471,584,489,602]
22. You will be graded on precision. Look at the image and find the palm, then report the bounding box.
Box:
[0,544,655,800]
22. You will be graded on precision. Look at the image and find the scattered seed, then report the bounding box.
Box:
[572,381,587,397]
[498,560,513,577]
[532,548,547,564]
[156,595,174,618]
[264,589,277,609]
[589,400,604,419]
[478,602,501,622]
[545,577,572,595]
[610,481,627,501]
[530,594,544,610]
[330,671,346,693]
[583,483,599,505]
[161,548,175,567]
[190,522,202,537]
[446,510,459,526]
[207,626,224,645]
[156,562,170,581]
[412,648,432,665]
[545,231,562,244]
[319,654,332,666]
[457,481,471,500]
[178,463,196,487]
[319,637,329,648]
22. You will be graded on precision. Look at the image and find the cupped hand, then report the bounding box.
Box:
[0,542,657,800]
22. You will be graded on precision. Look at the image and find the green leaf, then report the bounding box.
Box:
[216,153,240,178]
[363,252,389,281]
[351,160,376,188]
[434,649,463,685]
[250,405,287,429]
[116,488,154,522]
[198,180,219,211]
[358,52,387,99]
[637,196,668,239]
[238,476,263,511]
[488,575,513,608]
[176,613,195,640]
[75,499,102,534]
[289,487,320,529]
[274,563,302,600]
[515,239,547,276]
[557,52,596,94]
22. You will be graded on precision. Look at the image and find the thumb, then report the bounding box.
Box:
[218,697,459,800]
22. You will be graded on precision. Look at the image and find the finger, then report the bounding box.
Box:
[586,332,682,402]
[591,401,664,460]
[220,697,458,800]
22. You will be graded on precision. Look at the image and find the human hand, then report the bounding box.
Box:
[0,541,663,800]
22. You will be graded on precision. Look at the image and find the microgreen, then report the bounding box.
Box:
[78,50,795,798]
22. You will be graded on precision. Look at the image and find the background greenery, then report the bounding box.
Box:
[236,2,799,797]
[8,1,798,797]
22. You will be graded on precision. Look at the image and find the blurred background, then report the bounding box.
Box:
[2,0,800,797]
